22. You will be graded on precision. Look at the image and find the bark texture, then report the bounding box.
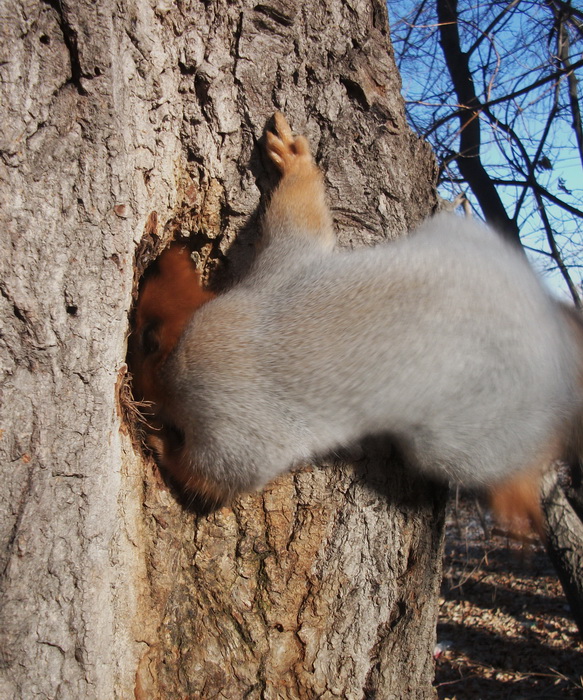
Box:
[541,470,583,637]
[0,1,444,698]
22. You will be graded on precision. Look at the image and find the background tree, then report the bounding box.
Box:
[389,0,583,636]
[0,0,447,697]
[390,0,583,302]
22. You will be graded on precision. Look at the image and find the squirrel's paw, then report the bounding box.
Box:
[266,112,313,176]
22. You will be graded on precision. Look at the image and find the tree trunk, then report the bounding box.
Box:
[541,468,583,637]
[0,1,444,698]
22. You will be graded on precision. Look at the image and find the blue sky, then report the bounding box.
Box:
[387,0,583,301]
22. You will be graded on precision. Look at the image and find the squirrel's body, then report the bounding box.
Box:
[132,113,582,524]
[163,216,577,498]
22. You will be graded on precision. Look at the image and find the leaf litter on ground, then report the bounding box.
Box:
[434,493,583,699]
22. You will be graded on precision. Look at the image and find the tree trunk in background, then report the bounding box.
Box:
[0,1,444,698]
[541,469,583,637]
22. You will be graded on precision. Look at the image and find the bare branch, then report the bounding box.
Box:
[534,188,582,306]
[436,0,521,243]
[396,0,430,71]
[466,0,522,58]
[551,2,583,169]
[424,56,583,138]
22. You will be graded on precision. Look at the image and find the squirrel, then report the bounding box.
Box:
[130,112,583,531]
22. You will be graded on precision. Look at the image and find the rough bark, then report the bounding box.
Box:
[0,1,444,698]
[541,469,583,638]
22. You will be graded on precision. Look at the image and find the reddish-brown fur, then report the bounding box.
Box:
[131,243,214,406]
[130,243,219,500]
[489,463,549,537]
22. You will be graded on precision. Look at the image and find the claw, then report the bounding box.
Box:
[266,112,314,174]
[273,111,294,144]
[265,132,284,170]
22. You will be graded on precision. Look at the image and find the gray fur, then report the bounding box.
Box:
[163,212,580,497]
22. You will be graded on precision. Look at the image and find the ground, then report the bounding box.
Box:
[434,494,583,699]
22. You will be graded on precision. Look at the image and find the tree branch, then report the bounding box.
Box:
[436,0,521,243]
[466,0,522,58]
[423,56,583,138]
[534,188,582,306]
[442,178,583,219]
[552,2,583,170]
